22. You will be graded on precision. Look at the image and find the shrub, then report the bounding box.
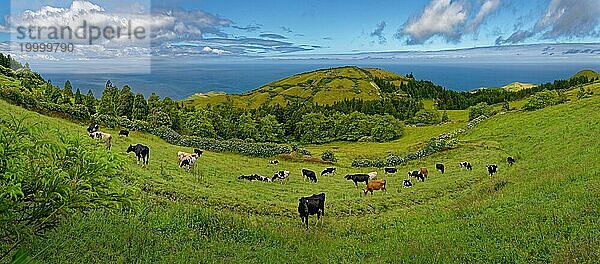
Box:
[321,150,337,163]
[410,109,441,124]
[468,102,492,120]
[524,90,562,111]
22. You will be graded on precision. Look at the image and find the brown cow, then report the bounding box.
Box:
[363,180,387,195]
[420,167,429,178]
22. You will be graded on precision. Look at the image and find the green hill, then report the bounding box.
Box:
[184,66,411,108]
[570,69,600,80]
[3,88,599,262]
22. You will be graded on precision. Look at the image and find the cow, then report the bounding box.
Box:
[298,193,325,229]
[364,180,387,195]
[269,160,279,164]
[408,170,420,178]
[126,144,149,166]
[419,167,429,178]
[88,131,112,150]
[507,156,516,166]
[178,149,203,163]
[344,174,370,187]
[403,179,413,188]
[321,167,336,176]
[87,123,99,133]
[415,173,426,182]
[435,163,445,174]
[238,174,271,182]
[302,169,317,183]
[179,154,199,171]
[367,171,378,180]
[272,170,290,183]
[119,129,130,137]
[459,161,473,170]
[384,167,397,174]
[487,164,498,177]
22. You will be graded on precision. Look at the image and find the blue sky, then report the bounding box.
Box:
[0,0,598,57]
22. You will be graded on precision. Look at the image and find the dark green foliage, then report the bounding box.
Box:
[60,80,73,105]
[132,93,148,121]
[74,88,83,105]
[502,101,510,111]
[117,85,135,118]
[321,150,337,162]
[410,109,441,125]
[99,81,119,116]
[468,102,492,120]
[0,114,131,257]
[85,90,97,116]
[524,90,565,111]
[441,110,450,122]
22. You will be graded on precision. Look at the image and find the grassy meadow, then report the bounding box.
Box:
[2,92,600,263]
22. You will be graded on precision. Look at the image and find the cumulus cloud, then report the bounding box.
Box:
[201,46,230,55]
[370,21,387,44]
[259,33,287,39]
[466,0,501,33]
[397,0,469,44]
[497,0,600,45]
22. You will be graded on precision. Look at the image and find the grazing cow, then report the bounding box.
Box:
[321,167,336,176]
[419,167,429,178]
[367,171,378,180]
[88,131,112,150]
[487,164,498,177]
[272,170,290,183]
[238,174,271,182]
[415,173,426,182]
[507,156,516,166]
[364,180,387,195]
[384,167,397,174]
[408,170,420,178]
[179,154,199,171]
[459,161,473,170]
[436,163,445,174]
[87,123,99,133]
[298,193,325,229]
[302,169,318,183]
[119,129,130,137]
[403,179,413,188]
[344,174,370,187]
[178,149,203,163]
[269,160,279,164]
[126,144,149,166]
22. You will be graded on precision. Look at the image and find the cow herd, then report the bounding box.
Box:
[86,123,518,229]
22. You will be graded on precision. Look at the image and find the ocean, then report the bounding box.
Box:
[37,60,600,100]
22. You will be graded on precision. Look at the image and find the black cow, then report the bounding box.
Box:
[193,149,203,157]
[507,156,516,166]
[436,163,445,174]
[126,144,149,166]
[344,174,370,187]
[87,123,99,133]
[415,173,426,182]
[321,167,336,176]
[119,129,130,137]
[459,161,473,170]
[403,179,413,188]
[298,193,325,229]
[269,160,279,164]
[384,167,397,174]
[487,164,498,177]
[302,169,318,183]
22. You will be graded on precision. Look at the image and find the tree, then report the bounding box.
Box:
[468,102,492,120]
[74,88,84,105]
[148,109,171,127]
[183,110,215,138]
[372,114,405,142]
[116,85,134,118]
[60,80,74,105]
[236,113,258,140]
[44,83,61,104]
[502,101,510,112]
[85,90,97,116]
[98,81,119,116]
[132,93,148,120]
[411,109,441,124]
[257,114,283,142]
[147,93,161,112]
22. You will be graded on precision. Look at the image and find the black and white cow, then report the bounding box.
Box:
[126,144,149,166]
[272,170,290,183]
[344,174,370,187]
[436,163,445,174]
[302,169,318,183]
[119,129,130,137]
[321,167,336,176]
[269,160,279,164]
[507,156,516,166]
[87,123,99,133]
[408,170,420,178]
[403,179,413,188]
[459,161,473,170]
[384,167,397,174]
[415,173,426,182]
[298,193,325,229]
[238,174,271,182]
[487,164,498,177]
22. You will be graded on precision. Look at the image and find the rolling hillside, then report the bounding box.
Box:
[3,90,600,262]
[184,66,411,108]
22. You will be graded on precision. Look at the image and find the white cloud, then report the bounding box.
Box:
[466,0,501,33]
[399,0,469,44]
[202,46,230,55]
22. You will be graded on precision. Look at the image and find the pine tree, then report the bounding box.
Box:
[60,80,74,105]
[147,93,160,112]
[74,88,84,105]
[99,80,119,115]
[132,93,148,120]
[117,85,134,118]
[85,90,97,115]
